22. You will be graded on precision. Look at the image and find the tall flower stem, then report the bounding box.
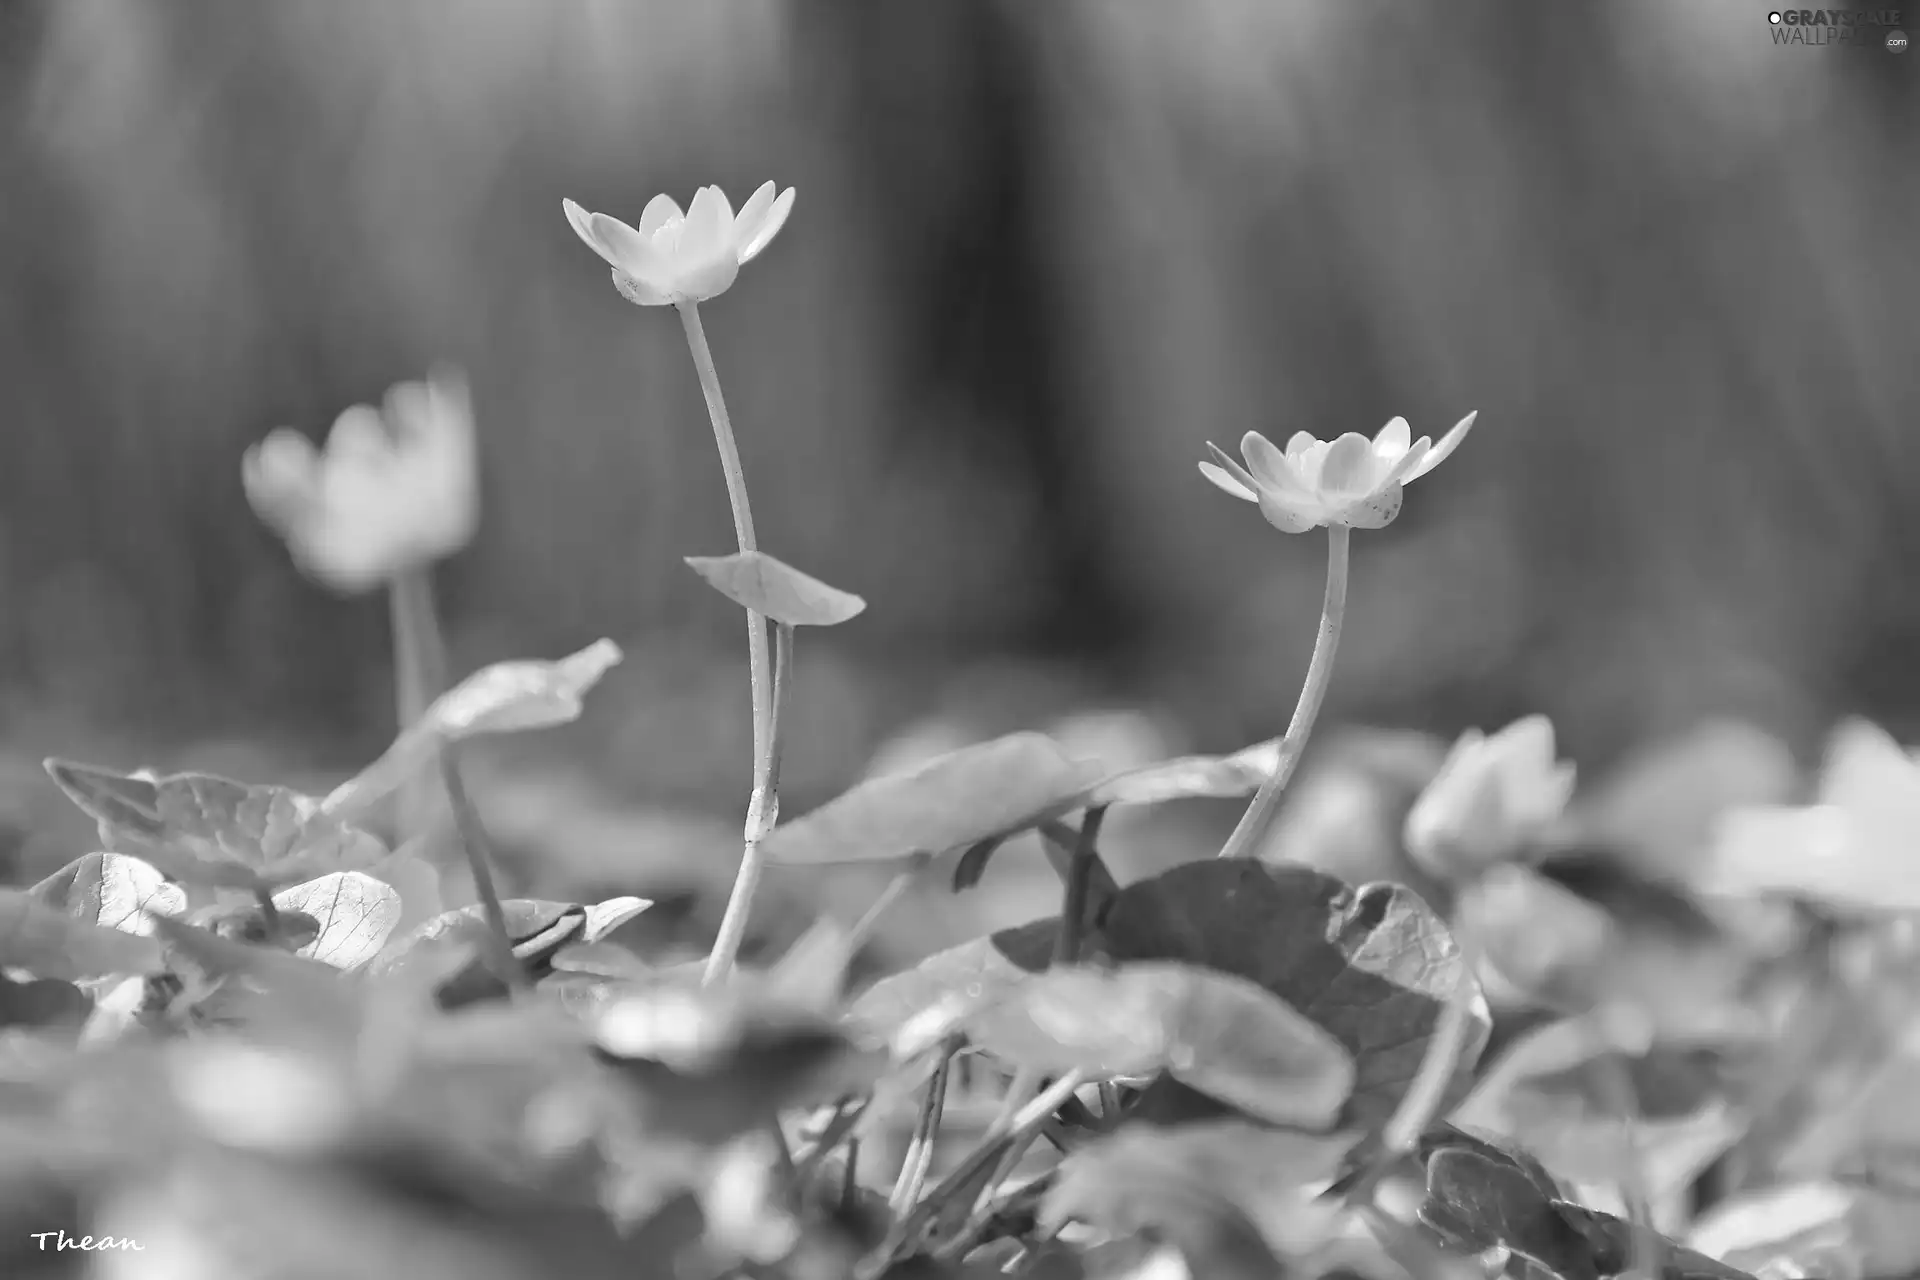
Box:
[677,300,778,986]
[388,567,438,844]
[389,568,523,991]
[1217,525,1351,861]
[704,619,792,985]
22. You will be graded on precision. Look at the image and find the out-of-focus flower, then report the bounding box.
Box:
[1199,412,1477,532]
[562,181,795,307]
[1705,718,1920,913]
[1403,715,1576,880]
[243,368,478,594]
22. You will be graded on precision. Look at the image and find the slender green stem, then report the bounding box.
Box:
[890,1047,955,1215]
[1055,807,1108,964]
[1217,524,1351,861]
[1380,912,1482,1157]
[678,301,781,986]
[1593,1036,1661,1279]
[253,888,284,947]
[439,742,526,993]
[387,571,440,844]
[705,620,792,985]
[847,869,914,954]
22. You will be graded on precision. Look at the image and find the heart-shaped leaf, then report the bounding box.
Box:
[1454,1017,1743,1204]
[966,962,1355,1129]
[43,759,387,891]
[274,872,403,969]
[845,917,1058,1060]
[683,550,866,628]
[762,732,1107,866]
[0,889,166,979]
[29,852,186,936]
[1041,1122,1350,1278]
[369,899,586,1008]
[322,641,622,820]
[1084,739,1280,809]
[1092,860,1489,1132]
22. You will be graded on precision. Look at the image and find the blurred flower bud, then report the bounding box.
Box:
[1403,714,1576,880]
[563,181,794,307]
[243,367,478,593]
[1456,863,1612,1013]
[1199,412,1477,533]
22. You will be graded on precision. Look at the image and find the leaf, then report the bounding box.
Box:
[845,917,1058,1060]
[0,974,92,1032]
[1551,1200,1759,1280]
[1041,1122,1350,1279]
[593,978,886,1146]
[1453,1018,1743,1205]
[581,896,652,943]
[189,900,324,951]
[28,852,186,936]
[683,549,866,627]
[322,641,623,820]
[1090,860,1489,1131]
[0,889,165,979]
[273,872,403,969]
[368,900,587,1009]
[762,732,1107,866]
[1420,1146,1601,1280]
[547,941,652,980]
[1084,739,1280,809]
[1686,1181,1866,1280]
[43,758,388,891]
[965,962,1355,1129]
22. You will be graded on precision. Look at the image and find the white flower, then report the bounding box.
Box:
[1199,412,1477,532]
[1404,714,1576,879]
[562,181,795,307]
[243,368,478,593]
[1705,718,1920,912]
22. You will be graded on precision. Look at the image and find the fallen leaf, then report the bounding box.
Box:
[274,872,402,969]
[29,852,185,936]
[683,550,866,627]
[762,732,1106,866]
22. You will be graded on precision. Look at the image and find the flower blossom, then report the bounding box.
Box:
[1403,714,1576,880]
[562,181,795,307]
[1199,412,1477,532]
[243,368,478,593]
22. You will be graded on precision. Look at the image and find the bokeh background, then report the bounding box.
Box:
[2,0,1916,958]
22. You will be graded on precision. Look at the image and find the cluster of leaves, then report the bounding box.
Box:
[12,605,1920,1279]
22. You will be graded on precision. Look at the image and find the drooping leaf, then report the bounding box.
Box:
[321,641,623,820]
[273,872,402,969]
[762,732,1106,866]
[1453,1017,1744,1206]
[966,962,1354,1129]
[581,896,652,943]
[0,889,165,979]
[1090,860,1489,1131]
[683,549,866,627]
[42,758,387,891]
[28,851,185,936]
[1084,739,1280,809]
[369,899,587,1009]
[1041,1122,1349,1279]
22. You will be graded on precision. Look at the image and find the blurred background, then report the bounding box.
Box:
[1,0,1915,958]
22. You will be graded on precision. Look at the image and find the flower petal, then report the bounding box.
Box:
[1371,416,1410,460]
[738,186,795,263]
[730,181,777,255]
[612,267,673,307]
[1283,431,1319,459]
[1239,432,1315,500]
[325,405,393,466]
[1403,410,1477,481]
[637,193,685,239]
[678,185,736,270]
[1256,487,1322,534]
[673,252,741,303]
[561,199,615,265]
[1314,432,1380,498]
[1378,438,1431,489]
[1337,482,1403,528]
[1198,460,1257,502]
[589,213,664,282]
